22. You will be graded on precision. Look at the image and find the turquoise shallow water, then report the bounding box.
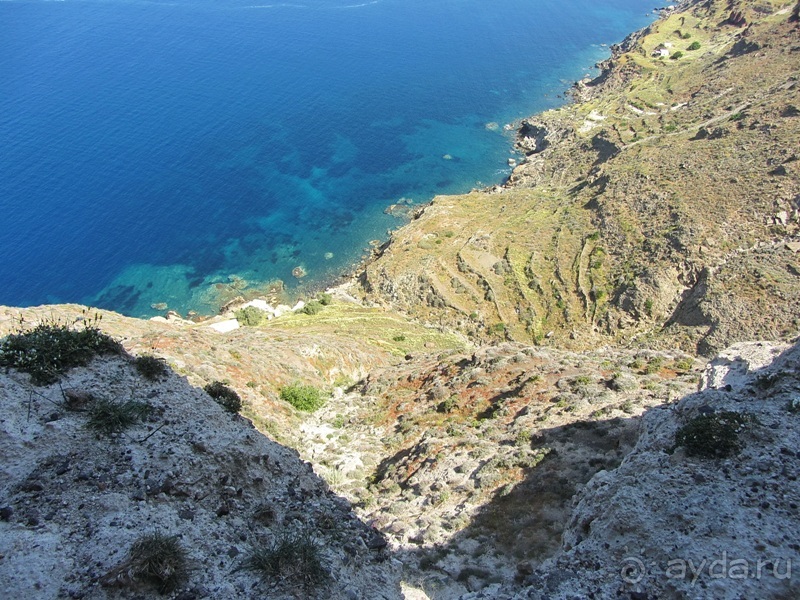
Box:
[0,0,656,317]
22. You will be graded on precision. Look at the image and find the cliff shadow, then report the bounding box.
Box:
[388,339,800,598]
[387,411,651,597]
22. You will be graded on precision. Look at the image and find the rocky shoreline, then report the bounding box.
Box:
[185,8,660,324]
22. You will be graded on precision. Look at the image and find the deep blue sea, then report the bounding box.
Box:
[0,0,656,317]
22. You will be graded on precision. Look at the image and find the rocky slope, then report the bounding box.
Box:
[0,302,462,446]
[296,342,700,597]
[519,339,800,600]
[3,310,799,599]
[0,345,400,599]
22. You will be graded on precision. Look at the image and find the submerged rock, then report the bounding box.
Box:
[384,203,415,219]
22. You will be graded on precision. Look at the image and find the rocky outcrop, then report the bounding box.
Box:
[726,9,747,27]
[663,240,800,356]
[516,121,552,155]
[517,340,800,599]
[0,353,401,599]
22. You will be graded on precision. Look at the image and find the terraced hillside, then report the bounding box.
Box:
[357,0,800,356]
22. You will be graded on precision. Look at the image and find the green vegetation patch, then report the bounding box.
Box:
[205,381,243,413]
[244,531,326,590]
[280,383,325,412]
[265,302,464,356]
[235,306,269,326]
[134,355,168,381]
[126,532,187,593]
[437,394,460,413]
[488,323,506,336]
[301,300,324,315]
[87,398,151,435]
[645,356,664,375]
[0,316,122,385]
[675,411,754,458]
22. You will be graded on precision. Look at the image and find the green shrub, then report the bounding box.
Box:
[572,375,592,386]
[515,429,532,447]
[609,372,638,392]
[670,51,684,60]
[392,334,406,342]
[235,306,268,326]
[134,355,168,381]
[645,357,664,375]
[87,398,151,435]
[675,411,753,458]
[244,531,326,590]
[0,316,122,385]
[687,41,701,51]
[205,381,242,413]
[437,394,459,413]
[629,357,646,371]
[318,293,333,306]
[280,383,325,412]
[127,532,187,593]
[301,301,323,315]
[517,447,551,469]
[488,322,506,335]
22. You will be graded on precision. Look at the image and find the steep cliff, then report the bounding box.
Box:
[0,321,402,599]
[2,1,800,599]
[520,340,800,599]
